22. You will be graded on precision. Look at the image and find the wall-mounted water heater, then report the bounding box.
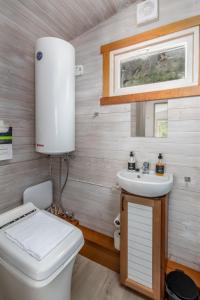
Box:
[35,37,75,154]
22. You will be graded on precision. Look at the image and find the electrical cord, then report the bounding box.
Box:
[49,154,71,215]
[58,154,70,212]
[61,154,69,195]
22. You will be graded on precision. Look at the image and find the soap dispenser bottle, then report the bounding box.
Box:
[128,151,136,171]
[155,153,165,176]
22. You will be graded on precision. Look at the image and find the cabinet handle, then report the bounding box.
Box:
[121,196,125,211]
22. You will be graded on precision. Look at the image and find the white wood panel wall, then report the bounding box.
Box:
[5,0,200,273]
[52,0,200,272]
[0,1,76,211]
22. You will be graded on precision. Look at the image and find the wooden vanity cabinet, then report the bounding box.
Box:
[120,190,168,300]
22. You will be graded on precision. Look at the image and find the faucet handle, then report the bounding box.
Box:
[142,162,150,174]
[143,162,150,169]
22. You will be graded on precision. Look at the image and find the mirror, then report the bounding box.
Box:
[131,100,168,137]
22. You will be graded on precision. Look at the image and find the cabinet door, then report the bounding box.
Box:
[120,193,163,300]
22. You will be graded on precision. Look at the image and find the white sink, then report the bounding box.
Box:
[117,169,173,198]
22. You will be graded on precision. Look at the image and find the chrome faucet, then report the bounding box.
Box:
[142,162,150,174]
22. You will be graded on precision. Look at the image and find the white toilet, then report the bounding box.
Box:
[0,181,84,300]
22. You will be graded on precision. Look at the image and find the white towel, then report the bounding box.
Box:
[4,211,73,261]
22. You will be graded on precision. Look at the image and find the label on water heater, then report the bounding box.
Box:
[36,51,43,61]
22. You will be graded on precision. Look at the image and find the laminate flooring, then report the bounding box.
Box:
[72,255,145,300]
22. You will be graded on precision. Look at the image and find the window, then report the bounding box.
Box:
[154,102,168,138]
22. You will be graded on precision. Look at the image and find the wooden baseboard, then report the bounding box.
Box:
[78,225,120,273]
[166,260,200,289]
[77,225,200,289]
[57,215,200,289]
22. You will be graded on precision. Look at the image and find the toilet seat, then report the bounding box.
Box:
[0,203,83,281]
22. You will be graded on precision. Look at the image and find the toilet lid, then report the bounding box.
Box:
[0,203,84,281]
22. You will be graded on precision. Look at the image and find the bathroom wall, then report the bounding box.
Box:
[58,0,200,271]
[0,1,73,212]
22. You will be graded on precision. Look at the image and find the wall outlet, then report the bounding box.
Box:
[75,65,84,76]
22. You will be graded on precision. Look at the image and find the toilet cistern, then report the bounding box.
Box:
[0,181,84,300]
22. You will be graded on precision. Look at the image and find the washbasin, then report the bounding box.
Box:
[117,169,173,198]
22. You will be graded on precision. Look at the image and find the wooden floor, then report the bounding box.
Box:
[72,255,144,300]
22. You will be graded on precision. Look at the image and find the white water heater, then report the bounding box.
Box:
[35,37,75,154]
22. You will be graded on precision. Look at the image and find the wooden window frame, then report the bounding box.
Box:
[100,16,200,106]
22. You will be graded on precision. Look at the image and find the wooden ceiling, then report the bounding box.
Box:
[20,0,136,41]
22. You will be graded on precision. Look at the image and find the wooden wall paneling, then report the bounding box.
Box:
[1,0,136,42]
[51,0,200,272]
[0,158,49,212]
[65,156,200,192]
[0,0,137,214]
[58,177,120,236]
[100,16,200,105]
[101,15,200,53]
[3,0,200,277]
[0,1,74,212]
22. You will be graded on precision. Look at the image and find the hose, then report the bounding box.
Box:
[58,154,70,212]
[61,154,70,195]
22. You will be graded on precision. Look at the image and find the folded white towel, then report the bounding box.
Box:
[4,211,73,261]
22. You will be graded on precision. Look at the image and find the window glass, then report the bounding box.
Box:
[154,103,168,138]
